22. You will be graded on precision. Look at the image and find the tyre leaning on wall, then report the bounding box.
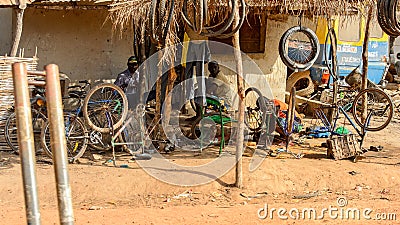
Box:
[285,70,315,97]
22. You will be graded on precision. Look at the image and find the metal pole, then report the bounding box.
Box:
[12,62,41,224]
[45,64,74,225]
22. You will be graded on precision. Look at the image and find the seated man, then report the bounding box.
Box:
[205,60,233,109]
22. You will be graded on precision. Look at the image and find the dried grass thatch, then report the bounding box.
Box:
[104,0,377,62]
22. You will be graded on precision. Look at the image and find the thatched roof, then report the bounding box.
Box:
[104,0,376,63]
[0,0,34,6]
[106,0,376,38]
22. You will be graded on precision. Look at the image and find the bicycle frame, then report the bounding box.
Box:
[314,104,373,147]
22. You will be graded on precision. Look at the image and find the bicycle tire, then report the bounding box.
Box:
[324,27,338,81]
[244,87,267,132]
[287,87,296,134]
[41,114,88,162]
[285,71,314,97]
[204,0,246,39]
[83,83,128,133]
[351,88,393,131]
[377,0,399,36]
[5,109,47,154]
[279,26,320,71]
[387,0,400,35]
[162,0,175,41]
[123,112,145,153]
[190,112,232,144]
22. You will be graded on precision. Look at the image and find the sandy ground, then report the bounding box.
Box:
[0,118,400,225]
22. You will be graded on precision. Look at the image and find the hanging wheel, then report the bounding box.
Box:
[279,26,320,71]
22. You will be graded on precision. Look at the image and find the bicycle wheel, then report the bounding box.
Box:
[190,112,232,144]
[41,114,88,162]
[324,27,338,81]
[244,87,267,132]
[123,113,145,153]
[5,109,47,154]
[352,88,393,131]
[279,26,320,71]
[83,83,128,133]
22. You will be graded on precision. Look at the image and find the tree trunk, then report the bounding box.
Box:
[233,1,244,189]
[10,9,25,57]
[361,6,373,123]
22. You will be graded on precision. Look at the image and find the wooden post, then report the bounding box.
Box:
[163,67,178,125]
[138,22,147,104]
[10,8,25,57]
[154,46,163,139]
[233,1,244,188]
[361,6,373,122]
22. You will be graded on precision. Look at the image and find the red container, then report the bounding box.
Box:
[321,69,330,84]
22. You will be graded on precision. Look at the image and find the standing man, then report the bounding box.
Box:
[114,56,140,93]
[115,56,140,108]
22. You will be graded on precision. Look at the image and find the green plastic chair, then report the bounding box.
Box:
[199,96,236,154]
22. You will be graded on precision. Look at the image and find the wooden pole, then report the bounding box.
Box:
[138,21,147,104]
[10,8,25,57]
[154,45,163,140]
[163,67,178,125]
[233,1,244,188]
[361,6,373,122]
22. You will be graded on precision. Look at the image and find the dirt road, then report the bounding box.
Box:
[0,121,399,224]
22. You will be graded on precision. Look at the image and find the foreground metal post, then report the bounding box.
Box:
[12,62,41,224]
[45,64,74,225]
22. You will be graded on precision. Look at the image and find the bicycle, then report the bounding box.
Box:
[41,81,128,162]
[41,80,91,162]
[314,88,394,147]
[110,104,151,164]
[4,88,47,155]
[244,87,303,158]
